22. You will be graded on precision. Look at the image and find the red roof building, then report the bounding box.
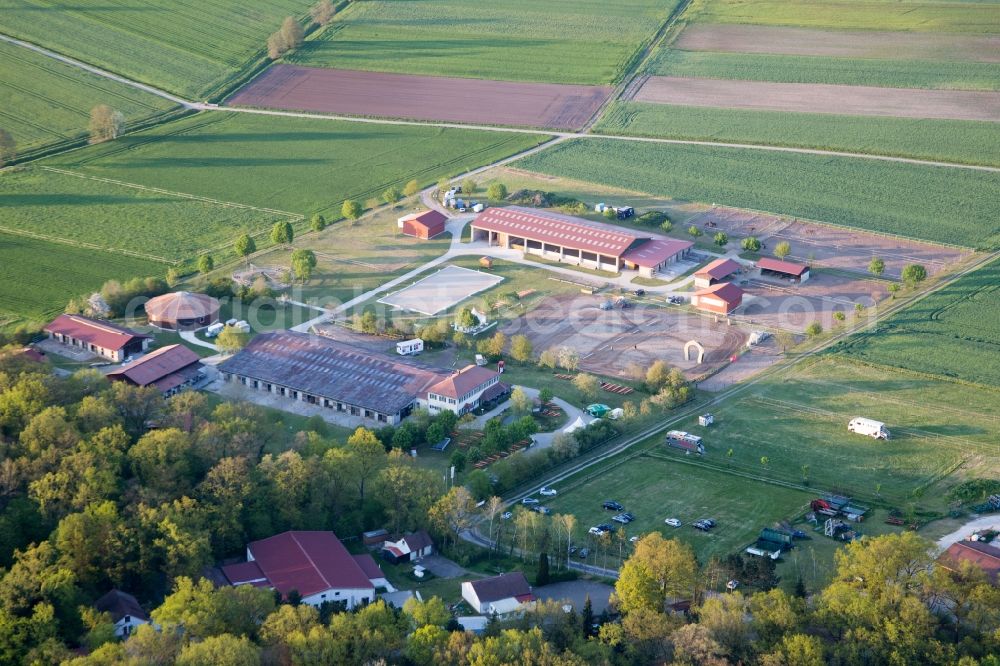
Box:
[144,291,221,330]
[44,314,150,362]
[222,531,381,608]
[939,540,1000,585]
[692,282,744,315]
[398,210,447,240]
[622,238,694,277]
[693,258,742,289]
[106,344,203,395]
[758,257,811,283]
[426,365,505,415]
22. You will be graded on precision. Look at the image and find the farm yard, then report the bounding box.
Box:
[835,257,1000,388]
[288,0,678,85]
[0,0,314,98]
[41,112,547,217]
[595,103,1000,168]
[499,293,747,381]
[227,65,611,130]
[0,231,160,328]
[514,138,1000,250]
[631,77,1000,122]
[0,166,290,262]
[0,40,177,155]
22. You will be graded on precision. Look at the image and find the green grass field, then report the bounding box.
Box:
[834,258,1000,387]
[0,0,313,98]
[650,50,1000,91]
[0,167,289,262]
[0,41,177,154]
[43,112,547,217]
[514,138,1000,250]
[289,0,677,84]
[541,451,815,564]
[686,0,1000,33]
[0,231,160,328]
[595,102,1000,168]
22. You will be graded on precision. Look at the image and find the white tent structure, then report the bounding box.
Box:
[562,416,587,434]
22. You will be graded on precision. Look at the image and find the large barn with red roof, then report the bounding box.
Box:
[44,314,150,362]
[222,531,387,608]
[471,206,691,277]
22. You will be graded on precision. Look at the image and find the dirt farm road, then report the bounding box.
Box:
[4,31,998,174]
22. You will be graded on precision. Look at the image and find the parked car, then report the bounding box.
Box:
[521,497,539,506]
[568,545,578,555]
[588,526,605,536]
[693,519,716,531]
[668,295,685,305]
[629,535,640,543]
[539,487,557,496]
[534,506,552,515]
[577,548,590,558]
[634,288,646,296]
[603,501,624,511]
[612,514,630,524]
[622,512,635,522]
[664,518,682,527]
[597,523,614,532]
[501,511,512,520]
[726,580,740,591]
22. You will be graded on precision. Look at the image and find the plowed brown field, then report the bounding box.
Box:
[228,65,612,130]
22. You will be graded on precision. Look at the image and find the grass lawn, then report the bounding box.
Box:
[595,102,1000,168]
[650,49,1000,91]
[0,0,313,98]
[290,0,678,85]
[686,0,1000,33]
[540,450,815,566]
[43,112,548,219]
[0,40,177,155]
[833,257,1000,387]
[514,138,1000,250]
[0,231,161,331]
[0,167,290,263]
[666,356,1000,508]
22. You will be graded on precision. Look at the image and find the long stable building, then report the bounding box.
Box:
[218,331,503,424]
[44,314,150,362]
[471,206,692,277]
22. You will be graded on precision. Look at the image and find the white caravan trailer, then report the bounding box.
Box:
[396,339,424,356]
[848,417,890,440]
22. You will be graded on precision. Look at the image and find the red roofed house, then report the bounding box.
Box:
[462,572,534,616]
[692,282,744,315]
[939,540,1000,585]
[106,344,204,396]
[222,531,384,608]
[398,210,447,240]
[424,364,507,415]
[693,258,743,289]
[758,257,810,283]
[622,238,694,278]
[44,314,150,362]
[381,530,434,564]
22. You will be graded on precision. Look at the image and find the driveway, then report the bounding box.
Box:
[418,554,467,579]
[534,580,615,614]
[463,385,592,448]
[935,514,1000,552]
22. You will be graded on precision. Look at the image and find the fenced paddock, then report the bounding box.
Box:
[378,265,504,316]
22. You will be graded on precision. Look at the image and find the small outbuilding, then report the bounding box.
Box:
[691,282,744,315]
[693,258,742,289]
[381,530,434,564]
[939,540,1000,586]
[398,210,447,240]
[461,572,534,616]
[144,291,220,330]
[758,257,810,283]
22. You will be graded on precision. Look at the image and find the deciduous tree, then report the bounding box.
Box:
[88,105,124,144]
[510,334,532,363]
[742,236,761,252]
[341,199,362,221]
[309,0,336,26]
[291,248,317,282]
[198,255,214,274]
[572,373,599,401]
[774,241,792,259]
[902,263,927,286]
[235,234,256,262]
[403,179,421,197]
[270,221,294,245]
[487,183,508,202]
[868,256,885,277]
[216,326,250,354]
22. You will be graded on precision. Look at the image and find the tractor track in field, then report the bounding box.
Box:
[4,31,1000,173]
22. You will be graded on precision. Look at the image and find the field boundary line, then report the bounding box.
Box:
[0,32,193,108]
[38,166,303,219]
[0,222,170,264]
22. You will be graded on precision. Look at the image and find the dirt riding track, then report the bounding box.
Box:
[500,294,747,381]
[740,271,886,334]
[228,65,612,130]
[686,206,970,279]
[635,76,1000,121]
[675,25,1000,63]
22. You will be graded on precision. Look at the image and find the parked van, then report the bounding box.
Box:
[205,322,225,338]
[848,417,890,440]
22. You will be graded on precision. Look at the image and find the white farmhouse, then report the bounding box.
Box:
[425,365,507,416]
[93,589,149,639]
[461,572,534,616]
